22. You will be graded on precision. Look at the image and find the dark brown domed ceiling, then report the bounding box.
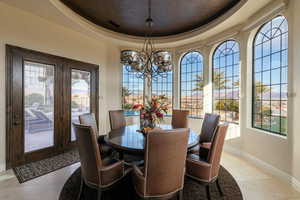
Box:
[61,0,244,37]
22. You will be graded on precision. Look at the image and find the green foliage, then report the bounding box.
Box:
[122,87,132,107]
[254,81,272,117]
[122,87,131,97]
[193,75,204,91]
[262,106,272,115]
[255,81,270,94]
[123,103,133,110]
[25,93,44,106]
[215,99,239,112]
[213,71,231,90]
[71,100,80,109]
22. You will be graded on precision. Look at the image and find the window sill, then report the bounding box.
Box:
[125,114,139,117]
[125,115,203,119]
[247,127,287,140]
[188,116,203,120]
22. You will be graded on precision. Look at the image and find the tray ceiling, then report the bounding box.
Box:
[61,0,244,37]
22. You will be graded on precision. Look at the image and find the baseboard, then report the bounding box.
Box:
[224,145,300,193]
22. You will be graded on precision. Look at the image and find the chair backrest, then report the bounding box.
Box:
[207,124,228,178]
[144,128,189,196]
[171,109,189,128]
[73,123,102,186]
[200,113,220,143]
[79,113,98,135]
[109,110,126,130]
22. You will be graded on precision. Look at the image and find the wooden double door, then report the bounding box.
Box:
[6,45,99,168]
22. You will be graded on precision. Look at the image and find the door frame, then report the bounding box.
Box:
[5,45,99,169]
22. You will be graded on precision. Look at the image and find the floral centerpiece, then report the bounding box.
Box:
[132,95,169,131]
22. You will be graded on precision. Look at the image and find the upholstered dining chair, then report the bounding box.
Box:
[73,123,131,200]
[79,113,113,157]
[171,109,189,128]
[189,113,220,159]
[186,124,228,200]
[109,110,126,130]
[132,128,190,200]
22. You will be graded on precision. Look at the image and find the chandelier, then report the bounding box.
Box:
[120,0,172,80]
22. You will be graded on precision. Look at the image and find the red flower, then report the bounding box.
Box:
[132,104,143,110]
[156,112,163,118]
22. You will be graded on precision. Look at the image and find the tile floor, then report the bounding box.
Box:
[0,152,299,200]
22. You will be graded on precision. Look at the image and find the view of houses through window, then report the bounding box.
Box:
[151,67,173,115]
[252,15,288,136]
[122,65,144,115]
[212,40,240,124]
[180,52,204,118]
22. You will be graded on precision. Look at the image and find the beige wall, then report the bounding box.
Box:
[291,0,300,183]
[0,2,122,171]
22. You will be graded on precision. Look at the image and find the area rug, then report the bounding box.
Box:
[13,150,79,183]
[59,166,243,200]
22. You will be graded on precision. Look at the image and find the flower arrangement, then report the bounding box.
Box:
[132,95,169,130]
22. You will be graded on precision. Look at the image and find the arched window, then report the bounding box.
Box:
[180,51,204,118]
[151,68,173,114]
[212,40,240,123]
[252,16,288,135]
[122,65,144,115]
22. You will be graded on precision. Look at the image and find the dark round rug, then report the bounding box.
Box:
[59,166,243,200]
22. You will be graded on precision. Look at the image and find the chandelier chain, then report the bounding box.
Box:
[120,0,172,80]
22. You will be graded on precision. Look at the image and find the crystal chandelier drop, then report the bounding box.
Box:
[120,0,172,80]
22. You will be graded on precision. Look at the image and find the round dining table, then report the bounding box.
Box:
[104,124,199,157]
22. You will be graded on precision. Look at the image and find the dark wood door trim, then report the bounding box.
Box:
[6,45,99,169]
[62,59,99,149]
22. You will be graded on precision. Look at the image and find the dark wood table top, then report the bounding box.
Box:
[104,124,199,155]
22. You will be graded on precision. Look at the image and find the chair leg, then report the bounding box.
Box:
[77,177,84,200]
[205,184,211,200]
[97,188,102,200]
[178,189,183,200]
[216,178,224,197]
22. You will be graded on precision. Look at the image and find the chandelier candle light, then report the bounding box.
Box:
[120,0,172,80]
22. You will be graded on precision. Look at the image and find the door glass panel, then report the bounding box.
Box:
[24,61,54,152]
[71,70,91,141]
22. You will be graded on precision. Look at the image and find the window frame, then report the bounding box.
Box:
[212,39,240,124]
[151,67,174,116]
[121,65,144,116]
[251,15,288,136]
[179,51,204,119]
